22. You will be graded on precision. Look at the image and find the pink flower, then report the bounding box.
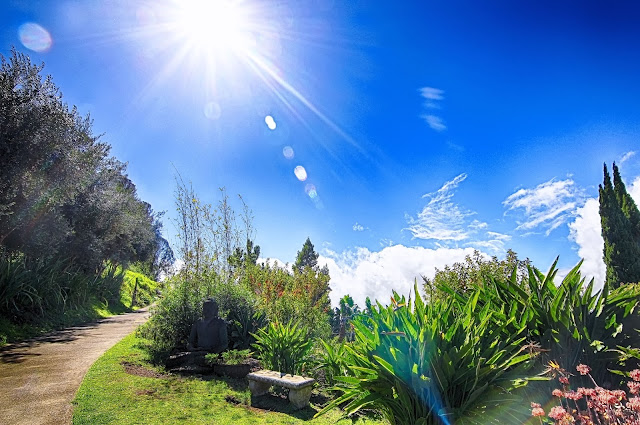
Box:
[613,389,627,401]
[631,369,640,382]
[578,387,596,397]
[548,405,568,420]
[553,389,564,398]
[576,364,591,375]
[628,381,640,395]
[565,390,582,400]
[628,396,640,412]
[531,406,545,417]
[559,376,570,385]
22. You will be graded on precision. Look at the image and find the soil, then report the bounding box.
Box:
[121,361,166,379]
[0,307,150,425]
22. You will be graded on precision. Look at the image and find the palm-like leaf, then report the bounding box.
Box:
[317,283,535,424]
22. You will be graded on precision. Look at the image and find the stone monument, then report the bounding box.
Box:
[167,298,228,373]
[188,298,228,353]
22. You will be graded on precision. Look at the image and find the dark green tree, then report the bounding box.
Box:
[0,48,156,272]
[613,163,640,239]
[228,238,260,272]
[599,163,640,288]
[294,237,319,273]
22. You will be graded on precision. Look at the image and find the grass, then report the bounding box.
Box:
[0,269,160,347]
[73,332,386,425]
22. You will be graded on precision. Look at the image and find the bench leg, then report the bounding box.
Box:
[248,380,271,397]
[288,386,312,410]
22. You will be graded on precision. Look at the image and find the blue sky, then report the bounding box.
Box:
[3,0,640,305]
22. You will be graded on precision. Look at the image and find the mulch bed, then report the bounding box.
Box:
[121,361,167,378]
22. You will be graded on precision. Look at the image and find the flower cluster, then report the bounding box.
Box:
[531,363,640,424]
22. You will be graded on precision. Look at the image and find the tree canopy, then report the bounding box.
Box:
[423,249,530,299]
[0,48,159,272]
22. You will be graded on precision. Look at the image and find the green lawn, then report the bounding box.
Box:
[73,333,386,425]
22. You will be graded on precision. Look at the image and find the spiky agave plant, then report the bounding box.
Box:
[447,259,640,382]
[316,283,538,425]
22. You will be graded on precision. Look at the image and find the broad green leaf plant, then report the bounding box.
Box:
[252,320,313,375]
[443,259,640,381]
[317,284,537,425]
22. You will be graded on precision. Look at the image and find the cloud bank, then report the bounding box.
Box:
[321,245,477,307]
[568,198,605,285]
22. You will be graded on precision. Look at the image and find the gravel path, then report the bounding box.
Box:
[0,308,150,425]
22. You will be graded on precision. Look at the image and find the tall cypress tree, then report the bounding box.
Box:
[599,163,640,288]
[613,163,640,240]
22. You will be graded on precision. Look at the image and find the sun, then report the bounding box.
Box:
[173,0,254,55]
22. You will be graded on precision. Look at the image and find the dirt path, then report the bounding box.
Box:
[0,308,150,425]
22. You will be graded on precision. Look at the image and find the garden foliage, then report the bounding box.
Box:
[252,320,313,375]
[0,252,124,322]
[244,262,332,339]
[318,283,537,425]
[0,49,165,332]
[441,259,640,382]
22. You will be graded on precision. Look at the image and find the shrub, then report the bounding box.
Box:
[252,321,313,375]
[531,363,640,424]
[208,278,265,349]
[314,338,350,386]
[120,270,161,308]
[0,251,125,322]
[440,259,640,383]
[137,274,218,360]
[206,349,252,366]
[244,263,332,340]
[317,284,537,425]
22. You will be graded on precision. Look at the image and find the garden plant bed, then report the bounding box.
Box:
[73,333,386,425]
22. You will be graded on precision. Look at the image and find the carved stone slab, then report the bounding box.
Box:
[247,370,315,409]
[246,370,315,389]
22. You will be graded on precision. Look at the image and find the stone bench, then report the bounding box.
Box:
[247,370,315,409]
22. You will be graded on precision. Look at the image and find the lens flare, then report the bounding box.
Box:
[294,165,307,181]
[18,23,52,52]
[204,101,222,120]
[282,146,294,159]
[265,115,276,130]
[305,183,317,199]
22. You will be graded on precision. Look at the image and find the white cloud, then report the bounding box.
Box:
[405,174,510,254]
[321,245,477,307]
[419,87,444,101]
[469,220,488,230]
[352,222,365,232]
[503,178,582,235]
[567,198,605,288]
[419,87,446,132]
[406,173,473,241]
[422,114,447,132]
[620,151,636,163]
[257,258,293,272]
[466,231,512,254]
